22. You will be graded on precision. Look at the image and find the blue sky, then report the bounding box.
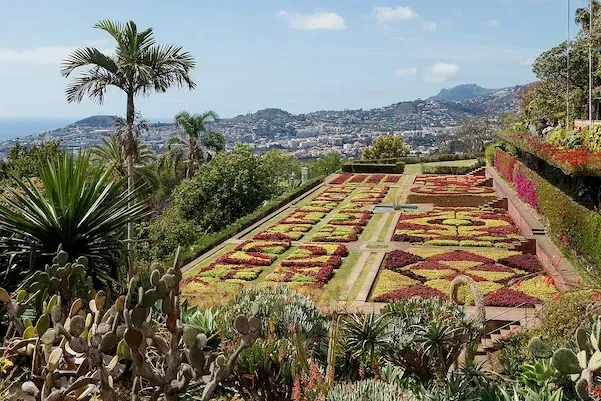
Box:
[0,0,582,119]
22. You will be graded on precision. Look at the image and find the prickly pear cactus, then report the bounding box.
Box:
[122,254,260,401]
[551,318,601,401]
[528,337,553,359]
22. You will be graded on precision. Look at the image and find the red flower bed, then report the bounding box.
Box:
[367,174,385,184]
[329,211,373,226]
[349,174,368,183]
[411,260,457,271]
[235,241,291,253]
[217,251,275,266]
[253,232,296,241]
[298,244,349,256]
[385,250,424,269]
[499,131,601,176]
[484,288,542,307]
[385,175,401,183]
[494,149,517,183]
[498,254,542,274]
[429,250,494,264]
[444,272,486,282]
[373,285,447,303]
[471,263,515,273]
[281,255,343,268]
[330,174,352,185]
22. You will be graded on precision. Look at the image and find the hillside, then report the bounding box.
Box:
[432,84,496,101]
[69,115,117,128]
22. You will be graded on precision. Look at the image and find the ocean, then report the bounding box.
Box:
[0,118,75,141]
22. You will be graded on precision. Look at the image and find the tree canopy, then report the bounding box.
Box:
[362,135,409,160]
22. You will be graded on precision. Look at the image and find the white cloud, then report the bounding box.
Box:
[393,66,418,76]
[487,19,500,27]
[373,6,418,24]
[0,40,110,64]
[277,10,347,30]
[425,63,460,82]
[422,21,438,31]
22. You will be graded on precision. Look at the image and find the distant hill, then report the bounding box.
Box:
[432,84,496,101]
[69,115,117,128]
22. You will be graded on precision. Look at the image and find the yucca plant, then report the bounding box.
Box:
[0,151,148,289]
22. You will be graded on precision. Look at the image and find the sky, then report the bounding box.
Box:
[0,0,584,120]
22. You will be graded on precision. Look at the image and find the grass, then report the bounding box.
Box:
[319,252,362,303]
[378,214,396,242]
[382,186,399,204]
[346,253,374,301]
[403,159,480,174]
[359,214,382,241]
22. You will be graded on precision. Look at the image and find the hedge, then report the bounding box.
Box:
[493,148,601,271]
[353,153,483,165]
[420,160,483,175]
[341,162,405,174]
[176,176,325,267]
[499,130,601,176]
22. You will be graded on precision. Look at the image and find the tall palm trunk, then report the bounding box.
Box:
[126,92,135,277]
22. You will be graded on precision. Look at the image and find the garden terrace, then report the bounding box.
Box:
[181,170,577,317]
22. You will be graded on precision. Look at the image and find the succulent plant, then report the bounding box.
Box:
[548,318,601,401]
[326,380,412,401]
[122,250,260,401]
[449,275,485,366]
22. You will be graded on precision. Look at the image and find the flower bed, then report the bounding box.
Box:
[410,185,494,195]
[392,208,523,246]
[514,171,537,211]
[280,210,326,225]
[384,175,402,183]
[254,224,312,241]
[296,243,349,256]
[349,174,368,183]
[367,174,385,184]
[330,173,352,185]
[414,175,488,186]
[329,211,373,226]
[499,130,601,176]
[235,240,291,254]
[313,192,349,202]
[494,149,517,182]
[370,248,558,305]
[350,187,389,204]
[264,265,336,287]
[312,225,360,242]
[216,251,276,266]
[196,264,262,283]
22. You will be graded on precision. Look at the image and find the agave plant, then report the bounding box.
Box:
[0,151,148,289]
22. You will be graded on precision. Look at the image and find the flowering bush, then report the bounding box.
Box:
[515,171,537,210]
[494,149,517,182]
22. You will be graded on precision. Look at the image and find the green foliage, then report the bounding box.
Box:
[222,286,329,401]
[497,331,533,378]
[326,380,412,401]
[382,298,483,383]
[362,135,410,160]
[0,152,148,289]
[262,149,302,190]
[341,162,405,174]
[340,314,389,377]
[174,110,222,178]
[421,160,483,175]
[307,153,342,178]
[0,141,62,180]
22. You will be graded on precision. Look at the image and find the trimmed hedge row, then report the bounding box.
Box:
[421,160,483,175]
[177,177,325,267]
[341,162,405,174]
[353,153,483,165]
[493,148,601,271]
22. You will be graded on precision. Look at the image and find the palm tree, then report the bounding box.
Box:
[61,20,196,268]
[0,152,148,290]
[174,110,223,177]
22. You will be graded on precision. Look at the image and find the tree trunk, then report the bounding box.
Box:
[126,92,135,278]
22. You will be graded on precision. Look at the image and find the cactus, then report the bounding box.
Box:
[528,337,553,359]
[548,318,601,401]
[449,275,485,366]
[122,248,260,401]
[325,380,411,401]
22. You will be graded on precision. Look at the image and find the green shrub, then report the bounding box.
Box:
[341,163,405,174]
[421,160,483,175]
[353,153,483,165]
